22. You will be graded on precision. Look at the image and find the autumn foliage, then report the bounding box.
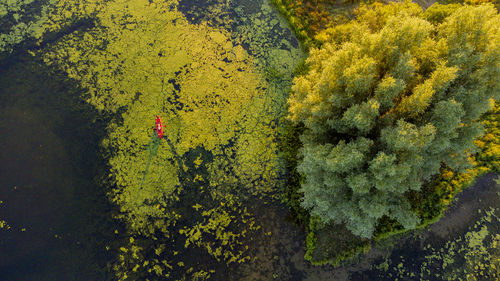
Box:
[287,2,500,238]
[271,0,339,47]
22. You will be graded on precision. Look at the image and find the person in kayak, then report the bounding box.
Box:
[148,116,163,138]
[155,116,163,139]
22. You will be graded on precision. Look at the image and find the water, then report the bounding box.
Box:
[0,55,116,280]
[0,1,498,280]
[351,173,500,281]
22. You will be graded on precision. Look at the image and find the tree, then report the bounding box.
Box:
[288,2,500,238]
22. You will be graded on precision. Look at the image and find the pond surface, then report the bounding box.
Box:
[228,173,499,281]
[0,56,116,280]
[0,0,498,280]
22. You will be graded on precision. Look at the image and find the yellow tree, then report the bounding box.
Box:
[288,2,500,238]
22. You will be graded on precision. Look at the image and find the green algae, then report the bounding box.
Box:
[364,202,499,281]
[0,0,105,56]
[139,132,161,191]
[37,0,303,279]
[0,0,53,53]
[418,207,499,281]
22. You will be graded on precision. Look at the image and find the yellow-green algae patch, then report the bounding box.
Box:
[40,0,303,278]
[0,0,52,53]
[420,207,499,281]
[0,0,107,54]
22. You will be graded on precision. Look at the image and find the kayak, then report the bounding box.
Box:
[155,116,163,139]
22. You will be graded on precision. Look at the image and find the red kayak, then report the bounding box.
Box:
[155,116,163,139]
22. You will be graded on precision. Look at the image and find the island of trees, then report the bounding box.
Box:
[282,0,499,264]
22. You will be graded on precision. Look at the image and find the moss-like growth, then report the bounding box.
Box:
[305,218,371,266]
[38,0,304,279]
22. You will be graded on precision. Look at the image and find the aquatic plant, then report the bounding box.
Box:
[0,0,103,56]
[366,205,499,281]
[39,0,303,278]
[0,0,51,54]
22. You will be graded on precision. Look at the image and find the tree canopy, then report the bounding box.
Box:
[288,2,500,238]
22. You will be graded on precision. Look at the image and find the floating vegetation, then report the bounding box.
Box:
[370,206,499,280]
[0,200,10,230]
[350,175,500,281]
[37,0,303,278]
[139,132,161,190]
[0,0,103,55]
[0,0,51,53]
[2,0,497,279]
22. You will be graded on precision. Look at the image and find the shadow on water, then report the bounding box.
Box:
[350,173,499,281]
[0,53,118,280]
[229,173,499,281]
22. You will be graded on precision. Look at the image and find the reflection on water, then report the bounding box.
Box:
[0,56,116,280]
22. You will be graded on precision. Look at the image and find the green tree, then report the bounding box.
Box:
[288,2,500,238]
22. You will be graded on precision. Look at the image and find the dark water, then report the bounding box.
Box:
[0,55,117,280]
[229,174,499,281]
[350,173,499,281]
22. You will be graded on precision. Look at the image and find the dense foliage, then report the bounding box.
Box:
[271,0,364,49]
[475,103,500,172]
[287,2,500,238]
[270,0,335,47]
